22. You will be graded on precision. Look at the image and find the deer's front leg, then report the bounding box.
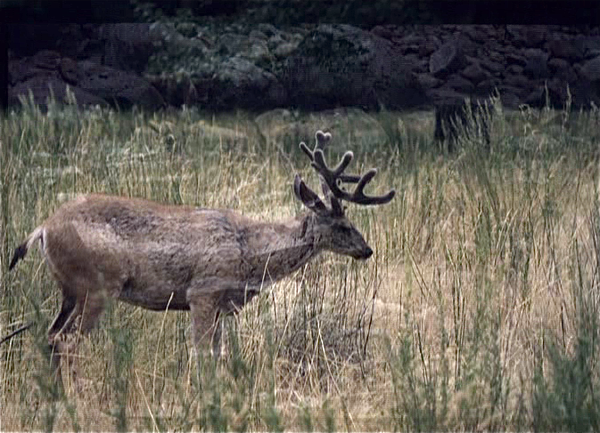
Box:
[187,292,222,360]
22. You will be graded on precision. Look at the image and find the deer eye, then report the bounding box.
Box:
[337,224,352,233]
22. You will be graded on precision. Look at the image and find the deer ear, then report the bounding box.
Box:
[294,174,328,214]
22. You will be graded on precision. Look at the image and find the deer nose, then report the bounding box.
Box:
[364,247,373,259]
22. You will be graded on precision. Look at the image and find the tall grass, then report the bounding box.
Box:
[1,98,600,431]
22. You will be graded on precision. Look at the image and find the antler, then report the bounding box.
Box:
[299,131,395,206]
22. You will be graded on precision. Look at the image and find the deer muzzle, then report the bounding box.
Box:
[355,247,373,260]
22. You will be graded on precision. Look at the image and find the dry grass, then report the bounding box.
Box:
[2,99,600,431]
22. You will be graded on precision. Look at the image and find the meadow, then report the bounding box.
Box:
[2,97,600,431]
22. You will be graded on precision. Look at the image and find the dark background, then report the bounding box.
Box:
[2,1,600,26]
[2,0,600,111]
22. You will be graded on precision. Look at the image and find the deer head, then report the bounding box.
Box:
[294,131,395,260]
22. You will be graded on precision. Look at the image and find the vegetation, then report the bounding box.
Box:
[2,97,600,431]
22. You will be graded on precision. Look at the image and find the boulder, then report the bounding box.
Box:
[460,62,489,83]
[581,56,600,82]
[283,24,429,110]
[475,78,500,97]
[429,40,465,78]
[9,74,109,108]
[548,38,583,61]
[446,74,475,93]
[208,57,287,110]
[97,23,160,73]
[524,49,550,79]
[76,60,165,110]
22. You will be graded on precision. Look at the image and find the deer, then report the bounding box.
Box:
[7,130,395,386]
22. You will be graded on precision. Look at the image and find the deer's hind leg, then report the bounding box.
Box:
[47,293,77,386]
[48,286,107,391]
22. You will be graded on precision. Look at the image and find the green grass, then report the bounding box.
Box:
[2,97,600,431]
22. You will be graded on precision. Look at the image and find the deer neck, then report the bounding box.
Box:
[245,213,320,286]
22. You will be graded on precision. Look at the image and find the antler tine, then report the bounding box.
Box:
[299,130,332,161]
[315,130,332,150]
[350,169,396,205]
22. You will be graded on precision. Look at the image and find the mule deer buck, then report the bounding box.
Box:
[8,130,394,384]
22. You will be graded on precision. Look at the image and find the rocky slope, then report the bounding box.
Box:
[8,22,600,111]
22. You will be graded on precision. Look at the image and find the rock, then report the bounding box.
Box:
[547,78,571,107]
[429,40,465,78]
[506,52,527,66]
[77,60,165,109]
[581,56,600,81]
[571,79,600,108]
[423,40,440,57]
[446,74,475,93]
[253,108,298,139]
[152,57,287,111]
[217,32,251,56]
[427,88,468,103]
[434,96,493,152]
[59,57,80,84]
[9,57,41,85]
[571,35,600,58]
[524,49,549,79]
[175,22,198,38]
[479,58,504,74]
[214,57,287,109]
[548,38,583,61]
[31,49,61,70]
[506,64,524,75]
[476,78,499,97]
[415,73,442,89]
[147,74,198,107]
[189,121,251,151]
[283,24,429,110]
[9,74,109,108]
[462,25,487,43]
[98,24,158,73]
[257,23,279,38]
[499,90,521,109]
[525,26,548,47]
[548,59,577,83]
[9,50,65,86]
[524,86,547,107]
[9,49,162,110]
[461,62,488,83]
[507,25,547,47]
[506,26,527,47]
[245,39,270,61]
[272,42,297,58]
[504,74,531,88]
[548,57,570,73]
[249,29,268,41]
[370,25,396,40]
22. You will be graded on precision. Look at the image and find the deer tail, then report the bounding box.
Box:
[9,227,44,271]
